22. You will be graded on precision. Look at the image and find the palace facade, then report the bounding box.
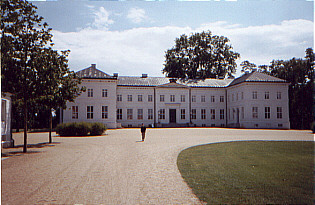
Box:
[62,64,290,129]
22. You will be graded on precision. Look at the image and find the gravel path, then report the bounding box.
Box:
[1,128,313,205]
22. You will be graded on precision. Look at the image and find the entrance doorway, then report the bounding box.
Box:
[169,109,176,123]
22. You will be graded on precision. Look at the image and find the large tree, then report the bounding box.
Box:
[163,31,240,79]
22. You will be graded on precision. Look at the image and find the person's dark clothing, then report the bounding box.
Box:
[141,126,146,133]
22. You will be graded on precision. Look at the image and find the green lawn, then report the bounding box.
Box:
[177,141,314,204]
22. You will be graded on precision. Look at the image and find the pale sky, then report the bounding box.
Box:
[30,0,314,77]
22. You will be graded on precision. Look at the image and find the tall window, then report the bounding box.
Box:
[170,95,175,102]
[160,95,165,102]
[236,93,239,101]
[241,92,244,100]
[232,94,234,101]
[72,106,78,119]
[127,109,133,120]
[128,95,132,102]
[220,96,224,102]
[210,109,215,120]
[181,109,186,119]
[211,96,215,102]
[117,94,122,102]
[191,109,196,119]
[102,89,108,97]
[87,106,93,119]
[138,95,143,102]
[220,109,224,120]
[252,107,258,118]
[252,91,257,99]
[265,91,269,99]
[277,92,282,99]
[159,109,165,120]
[181,95,185,102]
[201,109,206,119]
[148,109,153,120]
[88,89,93,97]
[265,107,270,119]
[148,95,153,102]
[117,109,122,120]
[102,106,108,119]
[201,96,206,102]
[192,95,196,102]
[277,107,282,119]
[137,109,143,120]
[241,107,244,119]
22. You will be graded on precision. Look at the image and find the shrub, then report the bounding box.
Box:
[90,122,107,136]
[56,122,107,136]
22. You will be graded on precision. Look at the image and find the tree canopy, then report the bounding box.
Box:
[163,31,240,80]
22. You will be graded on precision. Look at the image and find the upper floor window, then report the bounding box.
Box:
[128,95,132,102]
[241,92,244,100]
[87,106,93,119]
[148,95,153,102]
[170,95,175,102]
[252,91,257,99]
[181,95,185,102]
[102,89,108,97]
[236,93,239,101]
[220,96,224,102]
[102,106,108,119]
[201,96,206,102]
[117,94,122,102]
[72,106,78,119]
[192,95,196,102]
[211,96,215,103]
[138,95,143,102]
[265,92,269,99]
[277,92,282,99]
[160,95,165,102]
[88,89,93,97]
[232,94,234,101]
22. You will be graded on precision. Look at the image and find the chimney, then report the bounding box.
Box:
[91,64,96,69]
[113,73,119,77]
[141,74,148,78]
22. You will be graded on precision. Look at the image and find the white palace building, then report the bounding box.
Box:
[62,64,290,129]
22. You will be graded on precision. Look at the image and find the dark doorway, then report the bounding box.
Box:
[169,109,176,123]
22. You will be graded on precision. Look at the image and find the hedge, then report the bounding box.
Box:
[56,122,107,136]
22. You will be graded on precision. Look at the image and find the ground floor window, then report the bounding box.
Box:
[265,107,270,119]
[127,109,133,120]
[210,109,215,120]
[72,106,78,119]
[220,109,224,120]
[201,109,206,120]
[87,106,93,119]
[138,109,143,120]
[252,107,258,119]
[102,106,108,119]
[148,109,153,120]
[191,109,196,119]
[159,109,165,120]
[277,107,282,119]
[117,109,122,120]
[181,109,186,120]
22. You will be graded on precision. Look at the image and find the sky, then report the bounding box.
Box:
[30,0,314,77]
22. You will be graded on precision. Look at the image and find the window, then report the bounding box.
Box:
[220,109,224,120]
[232,94,234,101]
[277,92,282,99]
[127,109,133,120]
[201,109,206,119]
[87,106,93,119]
[117,94,122,102]
[160,95,165,102]
[211,96,215,102]
[265,91,269,99]
[252,107,258,119]
[102,89,108,97]
[170,95,175,102]
[192,95,196,102]
[72,106,78,119]
[138,95,143,102]
[181,109,186,120]
[117,109,122,120]
[88,89,93,97]
[277,107,282,119]
[137,109,143,120]
[128,95,132,102]
[148,95,153,102]
[228,109,230,120]
[159,109,165,120]
[278,124,283,128]
[148,109,153,120]
[191,109,196,119]
[241,92,244,100]
[102,106,108,119]
[252,91,257,99]
[181,95,185,102]
[220,96,224,102]
[201,96,206,102]
[241,107,244,119]
[210,109,215,120]
[233,109,235,120]
[265,107,270,119]
[236,93,239,101]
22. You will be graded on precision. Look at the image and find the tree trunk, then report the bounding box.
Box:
[49,107,52,143]
[23,100,28,153]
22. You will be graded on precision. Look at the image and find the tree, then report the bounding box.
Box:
[163,31,240,79]
[240,60,257,73]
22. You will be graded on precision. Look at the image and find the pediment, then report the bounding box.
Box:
[157,82,188,88]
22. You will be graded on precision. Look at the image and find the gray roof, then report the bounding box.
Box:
[229,71,287,86]
[76,64,116,79]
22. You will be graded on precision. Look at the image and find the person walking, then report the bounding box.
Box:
[140,123,146,141]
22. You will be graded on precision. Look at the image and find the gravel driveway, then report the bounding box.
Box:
[1,128,312,204]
